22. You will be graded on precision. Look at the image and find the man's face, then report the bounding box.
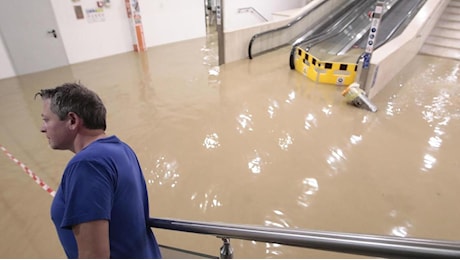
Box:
[40,99,73,150]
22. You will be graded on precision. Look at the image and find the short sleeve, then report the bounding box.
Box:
[60,160,116,229]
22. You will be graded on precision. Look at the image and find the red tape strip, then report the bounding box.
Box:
[1,144,56,197]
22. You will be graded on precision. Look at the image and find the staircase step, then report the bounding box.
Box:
[445,9,460,16]
[420,0,460,60]
[436,20,460,30]
[449,0,460,8]
[420,45,460,60]
[441,13,460,22]
[431,27,460,39]
[425,35,460,48]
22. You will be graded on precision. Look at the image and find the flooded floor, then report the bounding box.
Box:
[0,28,459,258]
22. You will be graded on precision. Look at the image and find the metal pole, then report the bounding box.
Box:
[359,0,384,92]
[219,237,233,258]
[216,0,225,65]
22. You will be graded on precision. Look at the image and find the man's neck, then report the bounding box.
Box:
[71,129,106,153]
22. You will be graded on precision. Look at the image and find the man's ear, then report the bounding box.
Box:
[67,112,80,130]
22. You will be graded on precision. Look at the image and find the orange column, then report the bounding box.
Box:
[125,0,146,52]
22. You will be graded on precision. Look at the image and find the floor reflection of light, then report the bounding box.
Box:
[304,113,317,130]
[236,110,254,133]
[388,210,413,237]
[147,156,179,188]
[268,99,280,119]
[326,148,346,166]
[247,150,270,175]
[434,126,445,136]
[428,135,442,148]
[265,243,282,256]
[285,90,296,104]
[422,153,437,172]
[264,209,289,228]
[297,178,319,208]
[386,100,395,116]
[361,115,370,124]
[248,156,262,174]
[322,105,333,116]
[325,147,347,176]
[278,132,293,151]
[446,63,459,83]
[208,66,220,76]
[385,93,403,116]
[420,89,451,173]
[203,132,220,149]
[391,226,409,237]
[349,134,362,145]
[190,190,222,212]
[263,209,288,257]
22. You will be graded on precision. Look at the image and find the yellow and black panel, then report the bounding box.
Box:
[293,47,358,86]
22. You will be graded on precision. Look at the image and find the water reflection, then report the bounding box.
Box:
[203,132,221,149]
[297,178,319,208]
[236,109,254,133]
[304,113,318,130]
[285,90,296,104]
[326,147,346,176]
[422,153,437,171]
[248,150,263,174]
[263,209,291,257]
[267,99,280,119]
[445,63,459,83]
[385,94,397,116]
[388,210,413,237]
[420,89,452,172]
[190,188,223,212]
[349,134,362,145]
[278,131,293,151]
[321,104,333,116]
[147,155,180,188]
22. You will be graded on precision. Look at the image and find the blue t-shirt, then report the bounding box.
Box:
[51,135,161,258]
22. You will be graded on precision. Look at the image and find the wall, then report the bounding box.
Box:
[50,0,133,64]
[0,35,14,79]
[50,0,206,64]
[224,0,309,31]
[140,0,206,46]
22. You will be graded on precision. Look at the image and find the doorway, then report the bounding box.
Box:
[0,0,68,76]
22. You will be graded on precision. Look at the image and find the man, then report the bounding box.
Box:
[35,82,161,258]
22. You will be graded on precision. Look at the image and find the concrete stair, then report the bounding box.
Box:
[420,0,460,60]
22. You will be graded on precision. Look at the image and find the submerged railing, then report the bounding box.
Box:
[149,217,460,258]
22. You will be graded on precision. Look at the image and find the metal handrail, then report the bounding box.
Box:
[237,7,268,22]
[149,217,460,258]
[247,0,328,59]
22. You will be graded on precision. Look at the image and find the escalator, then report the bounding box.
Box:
[247,0,427,85]
[289,0,426,85]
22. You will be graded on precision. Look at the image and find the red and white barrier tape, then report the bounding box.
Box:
[1,144,56,197]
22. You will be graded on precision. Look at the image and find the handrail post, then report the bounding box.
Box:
[219,237,233,259]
